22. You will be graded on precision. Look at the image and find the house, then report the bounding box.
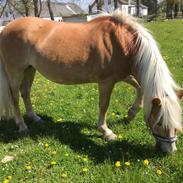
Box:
[0,1,85,26]
[88,0,148,17]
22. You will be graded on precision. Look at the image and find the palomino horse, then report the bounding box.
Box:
[0,10,182,153]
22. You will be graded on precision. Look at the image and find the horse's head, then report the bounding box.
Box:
[146,94,183,154]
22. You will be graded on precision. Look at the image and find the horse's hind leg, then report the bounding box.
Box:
[124,75,143,122]
[8,73,28,132]
[98,79,117,141]
[20,66,42,123]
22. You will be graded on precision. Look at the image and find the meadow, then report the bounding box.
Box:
[0,20,183,183]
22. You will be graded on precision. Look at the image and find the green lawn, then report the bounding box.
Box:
[1,20,183,183]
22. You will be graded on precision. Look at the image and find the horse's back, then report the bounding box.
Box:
[0,16,133,84]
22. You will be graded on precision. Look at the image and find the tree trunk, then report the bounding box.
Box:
[33,0,39,17]
[137,0,140,17]
[114,0,118,9]
[47,0,54,20]
[33,0,42,17]
[174,2,179,18]
[154,0,158,16]
[38,0,42,17]
[166,2,173,19]
[22,0,29,16]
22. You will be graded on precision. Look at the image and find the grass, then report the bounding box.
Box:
[1,20,183,183]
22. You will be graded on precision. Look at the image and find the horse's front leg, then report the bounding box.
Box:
[124,75,143,122]
[98,79,117,141]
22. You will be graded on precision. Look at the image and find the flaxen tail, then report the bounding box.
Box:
[0,28,14,119]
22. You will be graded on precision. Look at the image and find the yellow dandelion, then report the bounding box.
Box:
[3,179,9,183]
[124,115,128,119]
[156,169,162,175]
[44,143,49,148]
[58,118,63,122]
[115,161,121,168]
[125,161,130,166]
[77,155,81,158]
[118,135,123,140]
[64,153,69,157]
[61,173,68,178]
[82,157,88,163]
[7,176,12,180]
[82,167,89,173]
[143,159,149,166]
[112,112,115,116]
[52,151,57,155]
[51,161,57,165]
[26,165,32,170]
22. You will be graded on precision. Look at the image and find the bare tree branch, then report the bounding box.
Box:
[0,0,8,18]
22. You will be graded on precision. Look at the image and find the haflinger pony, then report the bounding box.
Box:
[0,10,182,153]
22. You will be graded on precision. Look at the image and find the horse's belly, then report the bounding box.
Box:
[33,60,97,84]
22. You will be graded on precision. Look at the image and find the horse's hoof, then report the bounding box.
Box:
[104,133,117,141]
[18,127,29,134]
[35,118,44,123]
[33,116,44,123]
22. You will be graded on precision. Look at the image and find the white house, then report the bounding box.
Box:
[88,0,148,16]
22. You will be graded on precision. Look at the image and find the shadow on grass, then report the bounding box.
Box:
[0,115,164,163]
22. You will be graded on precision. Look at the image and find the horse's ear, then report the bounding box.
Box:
[152,98,161,107]
[176,89,183,99]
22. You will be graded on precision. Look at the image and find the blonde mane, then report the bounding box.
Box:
[97,10,182,130]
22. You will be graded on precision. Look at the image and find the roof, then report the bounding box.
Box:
[39,2,85,18]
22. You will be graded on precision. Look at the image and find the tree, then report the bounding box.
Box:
[166,0,179,19]
[174,1,179,18]
[0,0,8,17]
[141,0,158,15]
[114,0,118,9]
[0,0,42,18]
[33,0,42,17]
[181,0,183,17]
[137,0,140,16]
[47,0,54,20]
[21,0,30,16]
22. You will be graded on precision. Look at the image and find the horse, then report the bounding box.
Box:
[0,10,182,153]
